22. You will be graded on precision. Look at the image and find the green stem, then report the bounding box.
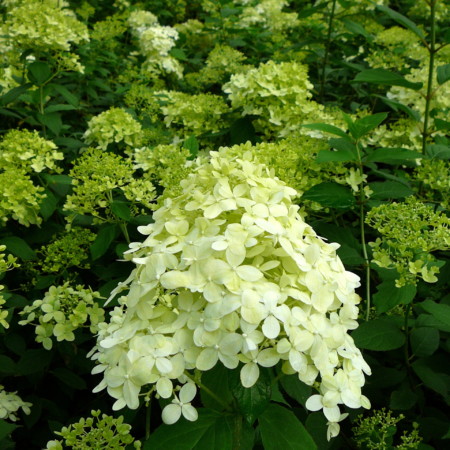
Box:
[232,414,243,450]
[120,223,130,244]
[319,0,337,101]
[421,0,437,154]
[404,304,412,367]
[145,398,151,440]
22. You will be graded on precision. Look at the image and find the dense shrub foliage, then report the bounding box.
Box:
[0,0,449,448]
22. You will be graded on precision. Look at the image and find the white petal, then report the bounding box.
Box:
[257,348,280,367]
[179,383,197,403]
[156,378,173,399]
[182,404,198,422]
[196,348,219,371]
[162,404,182,425]
[323,405,341,422]
[240,362,259,388]
[305,395,323,412]
[262,315,280,339]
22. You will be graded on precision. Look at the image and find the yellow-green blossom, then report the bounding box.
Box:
[414,159,450,209]
[19,283,105,350]
[90,148,370,439]
[0,245,19,329]
[83,107,143,150]
[0,386,32,422]
[46,410,141,449]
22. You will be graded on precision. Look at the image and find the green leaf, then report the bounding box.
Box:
[143,409,233,450]
[200,364,234,411]
[0,421,18,441]
[45,104,77,113]
[0,236,36,260]
[27,61,52,85]
[49,83,79,107]
[229,118,256,145]
[316,138,357,162]
[376,95,421,121]
[434,118,450,132]
[170,48,188,61]
[0,355,16,375]
[349,113,388,140]
[376,5,425,40]
[37,112,62,135]
[351,318,405,351]
[90,224,118,260]
[231,369,271,425]
[420,300,450,326]
[436,63,450,85]
[368,181,413,199]
[365,147,422,164]
[301,123,347,138]
[0,84,31,105]
[302,182,355,209]
[411,358,449,400]
[280,375,312,406]
[259,404,317,450]
[184,135,199,159]
[353,69,423,90]
[17,349,53,375]
[410,327,440,357]
[111,201,131,221]
[39,189,58,220]
[390,384,418,410]
[51,368,87,390]
[425,144,450,159]
[373,281,416,313]
[342,18,372,39]
[416,313,450,333]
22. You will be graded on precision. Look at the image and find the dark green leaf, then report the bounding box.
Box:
[259,404,317,450]
[301,123,347,138]
[376,95,421,121]
[373,281,416,313]
[111,201,131,221]
[49,83,79,107]
[305,413,332,450]
[200,364,234,411]
[420,300,450,326]
[0,236,36,260]
[376,5,425,40]
[437,63,450,85]
[4,333,26,356]
[170,48,188,61]
[0,84,31,105]
[315,149,356,162]
[434,118,450,132]
[350,113,388,139]
[416,313,450,333]
[184,135,199,159]
[90,224,118,260]
[351,318,405,351]
[390,384,418,410]
[35,275,57,290]
[353,69,423,90]
[410,327,440,357]
[412,358,449,400]
[51,368,87,390]
[0,356,16,375]
[365,147,422,164]
[37,112,62,135]
[39,189,58,220]
[342,18,372,39]
[229,118,256,145]
[45,104,77,113]
[231,370,271,425]
[302,182,355,209]
[0,421,18,441]
[17,349,52,375]
[425,144,450,159]
[27,61,52,85]
[280,375,311,406]
[368,181,413,199]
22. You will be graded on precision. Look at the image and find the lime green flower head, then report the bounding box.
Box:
[0,386,32,422]
[91,148,370,439]
[83,107,143,151]
[0,245,18,329]
[0,129,63,173]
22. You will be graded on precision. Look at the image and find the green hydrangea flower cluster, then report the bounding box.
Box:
[90,148,370,439]
[414,159,450,209]
[368,118,422,152]
[19,283,105,350]
[83,107,143,150]
[90,13,128,48]
[46,410,141,449]
[38,227,97,274]
[352,408,422,449]
[186,44,248,89]
[64,148,155,223]
[0,245,18,329]
[0,170,45,227]
[223,60,342,137]
[366,197,450,286]
[132,143,193,199]
[156,90,231,138]
[0,385,32,422]
[0,129,64,173]
[128,10,183,78]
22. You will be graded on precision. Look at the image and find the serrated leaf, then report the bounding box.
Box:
[0,236,36,260]
[259,404,317,450]
[376,5,425,40]
[351,318,405,351]
[302,182,355,209]
[184,135,199,159]
[353,69,423,90]
[434,118,450,132]
[365,147,422,163]
[437,63,450,85]
[425,144,450,160]
[315,149,356,162]
[90,224,118,260]
[410,327,440,357]
[373,281,416,313]
[301,123,348,138]
[368,181,413,199]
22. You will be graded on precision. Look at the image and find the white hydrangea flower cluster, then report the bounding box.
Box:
[83,107,143,150]
[0,386,32,422]
[223,60,343,137]
[90,148,371,437]
[128,10,183,78]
